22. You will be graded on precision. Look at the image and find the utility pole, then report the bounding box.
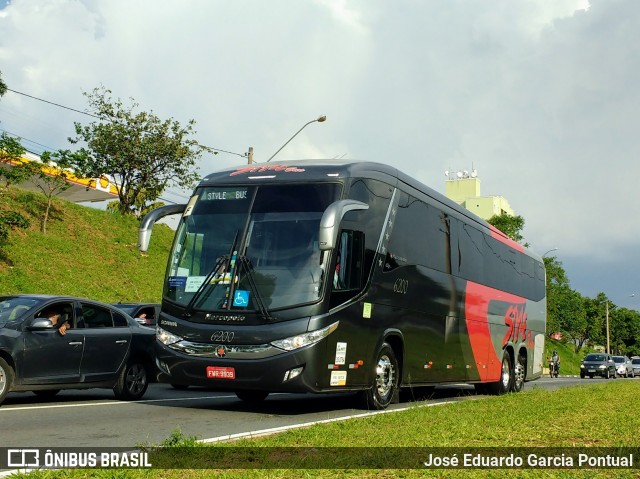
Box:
[247,146,254,164]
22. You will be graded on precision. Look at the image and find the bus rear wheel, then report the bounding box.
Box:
[359,342,399,410]
[485,352,512,395]
[511,353,526,392]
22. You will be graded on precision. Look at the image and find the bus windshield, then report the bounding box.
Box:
[165,183,342,312]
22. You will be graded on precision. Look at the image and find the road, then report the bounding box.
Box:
[0,375,608,450]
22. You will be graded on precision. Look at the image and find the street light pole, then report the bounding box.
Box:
[542,247,558,257]
[605,300,610,355]
[266,115,326,162]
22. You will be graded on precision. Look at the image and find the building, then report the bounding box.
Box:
[444,169,513,220]
[0,151,118,203]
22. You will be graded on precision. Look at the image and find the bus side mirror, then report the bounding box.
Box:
[319,200,369,251]
[138,203,189,252]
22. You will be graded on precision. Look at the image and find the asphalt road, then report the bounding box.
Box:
[0,375,617,451]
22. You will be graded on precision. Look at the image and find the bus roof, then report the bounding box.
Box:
[198,160,540,261]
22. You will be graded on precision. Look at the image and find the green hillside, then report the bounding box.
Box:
[0,186,175,302]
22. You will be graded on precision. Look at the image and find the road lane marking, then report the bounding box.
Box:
[0,394,237,412]
[199,397,471,444]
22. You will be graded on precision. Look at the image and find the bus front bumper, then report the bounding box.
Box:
[154,341,328,393]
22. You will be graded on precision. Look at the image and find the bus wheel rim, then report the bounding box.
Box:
[375,354,394,398]
[501,358,511,389]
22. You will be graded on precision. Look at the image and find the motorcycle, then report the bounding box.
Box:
[549,359,559,378]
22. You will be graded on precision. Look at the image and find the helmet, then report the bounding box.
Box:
[552,350,557,355]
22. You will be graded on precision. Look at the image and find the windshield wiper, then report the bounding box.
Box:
[237,256,273,322]
[182,254,229,317]
[183,231,239,317]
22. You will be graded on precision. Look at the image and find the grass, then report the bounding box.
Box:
[545,338,590,376]
[8,381,640,478]
[0,187,173,303]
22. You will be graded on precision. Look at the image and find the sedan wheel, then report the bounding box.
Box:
[0,357,14,406]
[113,360,149,400]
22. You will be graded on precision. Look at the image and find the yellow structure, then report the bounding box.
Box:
[1,151,118,203]
[444,170,514,220]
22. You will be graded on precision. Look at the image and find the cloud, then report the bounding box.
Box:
[1,0,638,306]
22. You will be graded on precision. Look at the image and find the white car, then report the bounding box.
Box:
[612,355,633,377]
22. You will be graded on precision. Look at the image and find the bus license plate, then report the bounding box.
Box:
[206,366,235,380]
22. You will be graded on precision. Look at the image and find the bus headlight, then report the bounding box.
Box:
[271,321,339,351]
[157,327,183,346]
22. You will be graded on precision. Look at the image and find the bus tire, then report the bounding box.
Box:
[486,352,512,395]
[359,342,399,410]
[511,353,526,393]
[235,390,269,403]
[0,357,14,406]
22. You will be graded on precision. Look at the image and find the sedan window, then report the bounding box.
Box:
[585,354,605,361]
[0,297,40,322]
[113,311,129,327]
[81,304,114,328]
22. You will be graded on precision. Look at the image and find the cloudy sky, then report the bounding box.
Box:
[1,0,639,308]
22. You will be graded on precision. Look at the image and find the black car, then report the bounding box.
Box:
[0,294,156,406]
[632,357,640,378]
[111,303,161,327]
[580,353,617,379]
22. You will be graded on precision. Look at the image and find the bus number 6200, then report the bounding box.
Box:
[393,278,409,294]
[211,331,235,342]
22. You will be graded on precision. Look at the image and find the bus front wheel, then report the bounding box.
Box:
[360,342,399,410]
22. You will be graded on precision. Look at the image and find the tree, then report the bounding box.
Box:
[583,294,609,350]
[556,287,587,352]
[544,256,588,351]
[25,152,72,234]
[0,70,6,97]
[62,87,203,217]
[486,213,526,244]
[0,133,32,190]
[0,132,31,243]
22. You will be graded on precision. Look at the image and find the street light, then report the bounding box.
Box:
[266,115,327,162]
[542,247,558,257]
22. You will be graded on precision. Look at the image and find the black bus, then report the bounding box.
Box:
[139,161,546,409]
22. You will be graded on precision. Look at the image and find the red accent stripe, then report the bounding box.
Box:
[488,225,525,253]
[465,282,526,381]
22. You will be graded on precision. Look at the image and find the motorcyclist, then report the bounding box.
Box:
[550,350,560,377]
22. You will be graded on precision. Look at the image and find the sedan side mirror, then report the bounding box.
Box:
[26,318,55,330]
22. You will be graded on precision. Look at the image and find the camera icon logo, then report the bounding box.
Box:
[7,449,40,468]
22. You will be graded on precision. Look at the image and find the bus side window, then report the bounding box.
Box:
[333,230,364,291]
